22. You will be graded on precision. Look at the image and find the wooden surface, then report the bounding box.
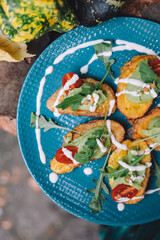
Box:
[0,0,160,135]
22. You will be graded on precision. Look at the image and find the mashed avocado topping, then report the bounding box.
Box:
[64,85,108,111]
[126,60,160,104]
[142,116,160,143]
[111,148,147,190]
[64,126,110,164]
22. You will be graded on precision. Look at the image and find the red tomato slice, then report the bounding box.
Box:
[62,72,83,95]
[55,146,78,164]
[111,184,138,202]
[149,60,160,77]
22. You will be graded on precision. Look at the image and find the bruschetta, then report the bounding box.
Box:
[116,55,160,119]
[108,139,151,204]
[50,119,125,174]
[47,72,116,117]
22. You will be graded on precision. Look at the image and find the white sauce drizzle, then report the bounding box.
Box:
[145,148,152,154]
[117,187,160,210]
[150,143,159,148]
[89,92,99,112]
[118,161,147,172]
[117,203,125,211]
[36,66,54,164]
[96,139,107,153]
[87,94,92,100]
[116,90,141,97]
[63,74,79,91]
[145,188,160,194]
[53,73,79,117]
[62,147,79,165]
[130,175,144,181]
[150,88,158,98]
[106,120,128,150]
[108,99,115,116]
[80,39,157,74]
[115,77,150,88]
[49,172,58,183]
[54,39,111,65]
[117,196,144,203]
[131,150,144,155]
[83,167,93,176]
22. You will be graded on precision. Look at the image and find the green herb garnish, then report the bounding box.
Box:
[94,41,115,81]
[30,112,79,133]
[87,149,111,214]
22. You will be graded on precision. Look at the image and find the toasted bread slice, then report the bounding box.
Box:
[132,107,160,151]
[47,78,116,117]
[50,119,125,174]
[117,55,158,119]
[108,139,151,204]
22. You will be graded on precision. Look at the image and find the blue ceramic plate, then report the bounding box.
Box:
[17,17,160,226]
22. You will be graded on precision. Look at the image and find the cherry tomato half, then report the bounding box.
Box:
[62,72,83,95]
[111,184,138,202]
[149,60,160,77]
[55,146,78,164]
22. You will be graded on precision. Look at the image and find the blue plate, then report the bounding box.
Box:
[17,17,160,226]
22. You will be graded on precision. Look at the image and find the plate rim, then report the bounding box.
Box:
[16,16,160,226]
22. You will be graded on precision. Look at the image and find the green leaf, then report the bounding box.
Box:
[87,149,111,214]
[94,41,115,81]
[30,112,77,133]
[139,60,159,83]
[153,155,160,194]
[89,196,102,214]
[102,181,110,194]
[86,188,96,194]
[56,94,83,110]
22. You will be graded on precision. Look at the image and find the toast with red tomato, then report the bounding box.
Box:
[50,119,125,174]
[47,72,116,117]
[117,55,160,119]
[107,139,151,204]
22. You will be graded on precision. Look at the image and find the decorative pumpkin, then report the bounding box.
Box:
[0,0,77,43]
[73,0,126,27]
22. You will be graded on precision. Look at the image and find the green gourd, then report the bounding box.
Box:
[0,0,77,43]
[70,0,125,27]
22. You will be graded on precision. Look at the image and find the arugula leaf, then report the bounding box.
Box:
[74,129,104,164]
[94,41,115,81]
[87,149,111,214]
[139,60,159,83]
[56,94,84,111]
[30,112,78,133]
[153,154,160,194]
